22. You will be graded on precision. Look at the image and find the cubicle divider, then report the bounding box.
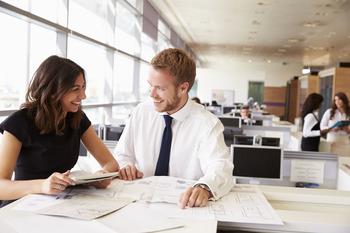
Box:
[242,125,292,150]
[234,150,339,189]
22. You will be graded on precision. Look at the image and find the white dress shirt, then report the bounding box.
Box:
[114,99,234,199]
[320,109,350,143]
[302,112,320,137]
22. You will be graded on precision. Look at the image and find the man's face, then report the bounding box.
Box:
[147,67,187,114]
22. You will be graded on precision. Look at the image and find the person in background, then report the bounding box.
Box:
[301,93,330,151]
[240,105,250,120]
[114,48,233,208]
[320,92,350,144]
[0,56,119,207]
[191,96,201,104]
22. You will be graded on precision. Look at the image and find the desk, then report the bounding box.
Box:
[219,185,350,233]
[1,181,350,233]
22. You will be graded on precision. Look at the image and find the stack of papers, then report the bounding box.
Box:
[69,170,119,185]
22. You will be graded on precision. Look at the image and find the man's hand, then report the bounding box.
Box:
[179,186,212,209]
[119,164,143,180]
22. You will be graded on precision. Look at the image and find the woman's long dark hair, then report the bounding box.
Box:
[21,55,85,135]
[301,93,323,125]
[330,92,350,120]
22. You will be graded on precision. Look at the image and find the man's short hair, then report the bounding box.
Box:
[151,48,196,91]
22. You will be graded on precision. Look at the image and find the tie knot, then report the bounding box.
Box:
[163,115,173,127]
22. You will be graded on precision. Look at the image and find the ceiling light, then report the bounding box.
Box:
[278,48,287,53]
[243,47,253,51]
[302,67,311,74]
[303,21,321,28]
[248,59,252,63]
[287,38,301,43]
[283,44,292,48]
[267,60,271,63]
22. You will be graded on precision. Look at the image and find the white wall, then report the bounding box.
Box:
[196,61,303,104]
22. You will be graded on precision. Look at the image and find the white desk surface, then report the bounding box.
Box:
[219,185,350,233]
[1,182,350,233]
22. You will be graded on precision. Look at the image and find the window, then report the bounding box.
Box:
[67,36,113,105]
[139,62,150,101]
[30,0,67,26]
[69,0,115,45]
[29,24,57,79]
[141,33,156,62]
[0,13,28,109]
[113,53,137,102]
[115,1,141,56]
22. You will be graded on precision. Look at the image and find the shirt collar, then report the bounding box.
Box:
[159,98,192,122]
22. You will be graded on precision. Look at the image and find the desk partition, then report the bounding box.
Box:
[234,150,339,189]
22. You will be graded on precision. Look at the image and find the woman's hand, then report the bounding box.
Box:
[40,171,75,195]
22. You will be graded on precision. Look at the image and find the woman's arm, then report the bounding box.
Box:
[0,131,73,200]
[320,109,330,130]
[81,126,119,173]
[303,114,321,137]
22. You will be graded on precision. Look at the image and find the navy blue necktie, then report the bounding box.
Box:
[155,115,173,176]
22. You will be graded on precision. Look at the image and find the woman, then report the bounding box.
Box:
[320,92,350,143]
[0,56,119,206]
[301,93,330,151]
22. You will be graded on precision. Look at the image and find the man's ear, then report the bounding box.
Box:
[180,82,189,93]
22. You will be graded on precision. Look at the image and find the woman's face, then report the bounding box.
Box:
[334,96,344,109]
[61,73,86,113]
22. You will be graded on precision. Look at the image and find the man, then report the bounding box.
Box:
[114,48,233,208]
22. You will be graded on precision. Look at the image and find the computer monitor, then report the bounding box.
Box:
[207,105,222,115]
[231,145,283,181]
[234,135,254,145]
[261,137,280,147]
[223,106,235,114]
[219,117,241,128]
[252,119,263,126]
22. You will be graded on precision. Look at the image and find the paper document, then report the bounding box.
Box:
[290,159,325,184]
[69,170,119,185]
[37,195,134,220]
[98,202,185,233]
[110,176,195,204]
[149,185,283,225]
[11,190,135,220]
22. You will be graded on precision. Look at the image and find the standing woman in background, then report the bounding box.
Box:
[301,93,330,151]
[0,56,119,206]
[320,92,350,144]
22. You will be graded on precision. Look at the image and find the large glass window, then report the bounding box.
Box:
[29,24,58,79]
[141,33,156,62]
[0,13,28,109]
[67,36,113,105]
[115,1,141,56]
[69,0,115,45]
[139,62,150,101]
[30,0,67,26]
[113,53,136,102]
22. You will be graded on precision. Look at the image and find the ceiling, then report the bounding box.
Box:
[149,0,350,68]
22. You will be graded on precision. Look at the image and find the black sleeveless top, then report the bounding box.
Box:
[0,108,91,206]
[301,113,320,152]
